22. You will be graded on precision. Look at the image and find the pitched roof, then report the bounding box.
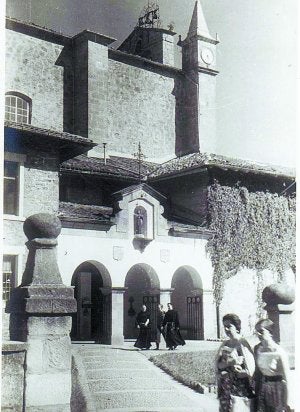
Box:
[4,121,95,146]
[60,152,295,182]
[58,202,113,223]
[168,220,214,239]
[113,183,167,203]
[187,0,215,42]
[61,154,158,180]
[147,152,295,180]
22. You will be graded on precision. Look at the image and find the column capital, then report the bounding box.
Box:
[111,287,128,294]
[159,288,175,293]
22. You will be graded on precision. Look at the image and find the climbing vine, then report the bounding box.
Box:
[206,183,296,306]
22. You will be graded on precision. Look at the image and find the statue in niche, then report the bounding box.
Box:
[134,206,147,237]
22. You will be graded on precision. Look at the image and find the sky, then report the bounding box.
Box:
[5,0,298,168]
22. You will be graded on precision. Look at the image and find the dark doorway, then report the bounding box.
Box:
[171,266,203,340]
[187,295,204,340]
[71,262,111,343]
[124,263,160,339]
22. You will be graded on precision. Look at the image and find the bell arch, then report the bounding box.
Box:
[171,266,203,340]
[124,263,160,339]
[71,260,112,343]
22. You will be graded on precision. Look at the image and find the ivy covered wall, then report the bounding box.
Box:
[206,182,296,308]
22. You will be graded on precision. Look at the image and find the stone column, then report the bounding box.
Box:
[8,213,77,412]
[262,282,295,353]
[202,289,218,339]
[159,288,174,309]
[111,287,127,346]
[1,342,27,411]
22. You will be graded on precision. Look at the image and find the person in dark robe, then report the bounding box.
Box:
[162,303,185,350]
[155,304,165,350]
[134,304,151,350]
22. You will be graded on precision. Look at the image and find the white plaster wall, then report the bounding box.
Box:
[57,228,213,291]
[219,267,296,338]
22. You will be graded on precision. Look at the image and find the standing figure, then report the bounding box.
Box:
[162,303,185,350]
[254,318,291,412]
[216,313,255,412]
[155,304,165,350]
[134,304,151,350]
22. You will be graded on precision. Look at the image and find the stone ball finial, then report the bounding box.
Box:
[262,282,295,306]
[23,213,61,241]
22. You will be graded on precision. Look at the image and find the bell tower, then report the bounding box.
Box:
[179,1,219,155]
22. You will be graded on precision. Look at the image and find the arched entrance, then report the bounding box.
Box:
[124,263,160,340]
[171,266,203,340]
[71,261,112,343]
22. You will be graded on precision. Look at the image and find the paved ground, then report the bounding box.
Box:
[72,341,220,412]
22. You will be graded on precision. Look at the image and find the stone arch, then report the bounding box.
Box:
[171,266,203,340]
[71,261,112,343]
[124,263,160,339]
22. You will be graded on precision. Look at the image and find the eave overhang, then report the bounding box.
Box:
[4,121,96,162]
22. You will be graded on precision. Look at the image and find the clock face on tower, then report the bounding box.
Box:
[201,47,214,65]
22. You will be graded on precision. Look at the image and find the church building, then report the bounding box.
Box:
[3,2,295,345]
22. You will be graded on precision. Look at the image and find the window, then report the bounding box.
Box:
[4,160,19,215]
[5,93,31,124]
[2,256,17,301]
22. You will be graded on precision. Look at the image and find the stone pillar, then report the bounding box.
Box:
[1,342,27,412]
[8,213,77,412]
[159,288,174,310]
[262,282,295,353]
[202,289,218,339]
[72,30,115,150]
[111,287,127,346]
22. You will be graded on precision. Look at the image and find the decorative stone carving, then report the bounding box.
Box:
[132,237,152,252]
[262,282,295,353]
[262,282,295,305]
[23,213,61,241]
[160,249,170,263]
[113,246,124,261]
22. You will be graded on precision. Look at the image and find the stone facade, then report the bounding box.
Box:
[119,27,176,66]
[5,28,65,131]
[106,59,177,159]
[3,146,59,262]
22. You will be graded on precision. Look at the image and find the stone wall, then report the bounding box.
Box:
[3,147,59,339]
[5,26,183,160]
[1,342,27,412]
[106,59,177,160]
[198,72,217,154]
[5,29,64,131]
[24,149,59,216]
[4,148,59,246]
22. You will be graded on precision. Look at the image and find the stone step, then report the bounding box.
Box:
[94,389,201,410]
[81,350,140,359]
[86,368,153,380]
[83,359,149,369]
[99,408,205,412]
[88,377,174,392]
[72,344,219,412]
